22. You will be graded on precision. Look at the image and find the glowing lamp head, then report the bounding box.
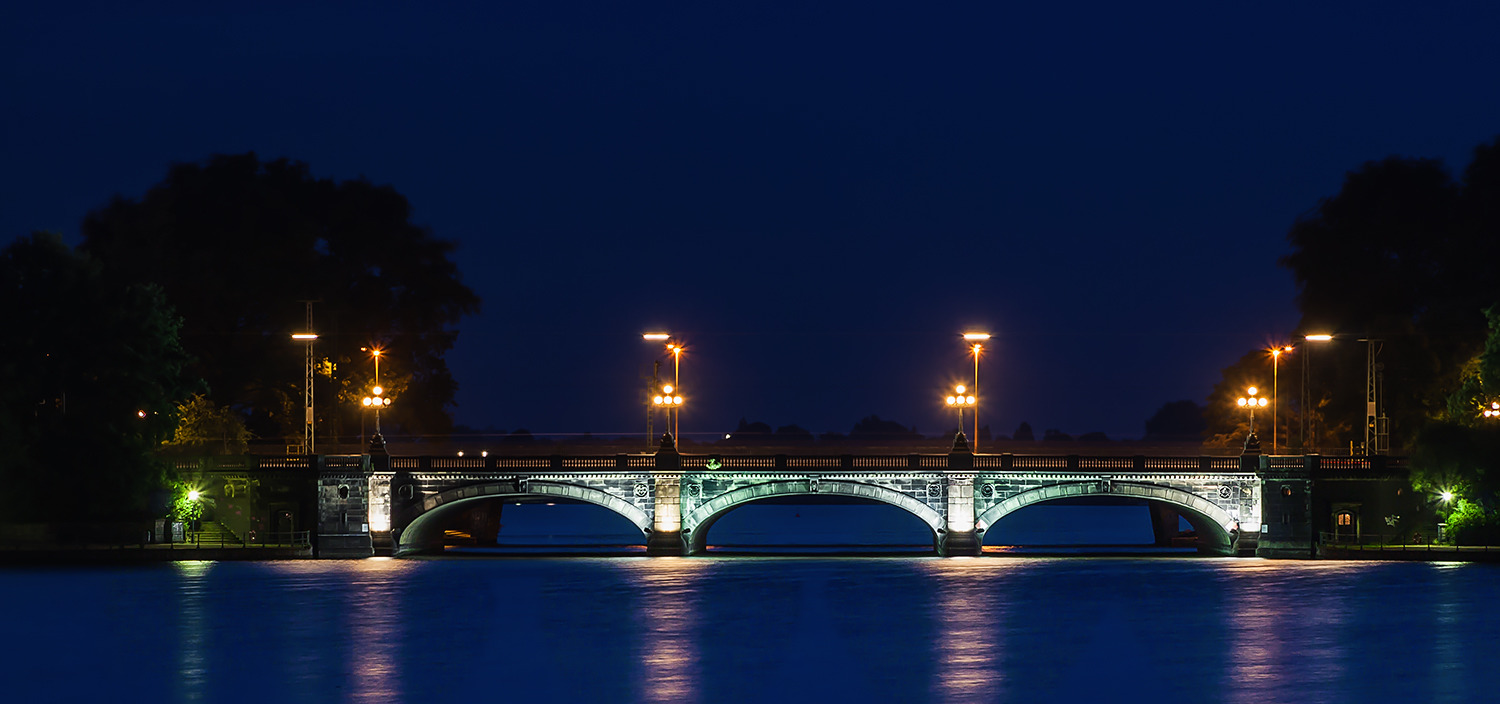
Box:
[956,384,967,394]
[662,384,674,394]
[137,410,147,418]
[1237,398,1248,407]
[673,396,683,405]
[946,396,957,405]
[186,490,200,502]
[362,398,372,406]
[1258,397,1268,407]
[372,385,384,396]
[967,396,976,405]
[1493,402,1499,410]
[382,397,392,407]
[1305,334,1333,342]
[643,333,670,341]
[962,332,991,341]
[654,395,664,405]
[1441,490,1455,503]
[1247,386,1258,396]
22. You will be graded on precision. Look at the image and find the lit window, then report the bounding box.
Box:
[1337,513,1352,526]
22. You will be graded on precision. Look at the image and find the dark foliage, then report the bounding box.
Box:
[1144,400,1206,441]
[80,153,480,442]
[0,233,198,521]
[1012,421,1035,442]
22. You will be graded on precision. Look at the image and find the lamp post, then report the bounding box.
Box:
[1302,334,1333,451]
[643,333,672,445]
[1270,346,1293,454]
[1237,386,1269,452]
[362,348,391,454]
[652,383,684,442]
[291,331,318,454]
[945,384,975,437]
[963,332,990,449]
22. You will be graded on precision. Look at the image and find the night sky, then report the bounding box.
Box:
[6,3,1500,442]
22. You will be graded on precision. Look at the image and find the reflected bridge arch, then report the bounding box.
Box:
[396,480,652,556]
[682,478,946,554]
[974,480,1240,555]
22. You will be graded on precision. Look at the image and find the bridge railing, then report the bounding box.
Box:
[173,452,1403,474]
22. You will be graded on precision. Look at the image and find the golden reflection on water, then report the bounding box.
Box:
[346,558,411,703]
[1222,560,1357,704]
[922,558,1021,702]
[626,558,709,703]
[174,561,213,703]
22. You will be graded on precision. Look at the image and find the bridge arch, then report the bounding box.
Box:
[683,479,945,554]
[396,480,651,556]
[974,481,1239,555]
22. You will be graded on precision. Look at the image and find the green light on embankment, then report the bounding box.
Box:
[1440,491,1455,503]
[705,458,722,470]
[187,490,201,502]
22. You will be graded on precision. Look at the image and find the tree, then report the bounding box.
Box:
[1042,429,1072,442]
[0,233,197,521]
[81,153,480,443]
[774,424,814,444]
[849,415,918,440]
[162,394,250,455]
[1266,141,1500,449]
[1012,422,1035,442]
[1144,400,1206,441]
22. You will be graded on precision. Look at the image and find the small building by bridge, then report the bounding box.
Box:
[173,435,1420,559]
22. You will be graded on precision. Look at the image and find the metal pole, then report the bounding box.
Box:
[303,302,314,454]
[973,346,980,448]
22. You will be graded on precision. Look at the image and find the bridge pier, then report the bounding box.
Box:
[650,434,686,556]
[940,530,982,556]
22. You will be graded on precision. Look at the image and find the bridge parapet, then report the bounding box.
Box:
[175,450,1407,558]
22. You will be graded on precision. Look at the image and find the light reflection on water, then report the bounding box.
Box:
[4,557,1499,703]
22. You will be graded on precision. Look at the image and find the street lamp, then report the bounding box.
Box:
[652,383,684,441]
[361,347,391,453]
[963,332,990,449]
[291,331,318,454]
[945,384,976,436]
[1269,345,1293,454]
[1237,386,1269,450]
[1482,401,1500,419]
[1300,333,1388,455]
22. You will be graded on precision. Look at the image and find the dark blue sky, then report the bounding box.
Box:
[5,2,1499,441]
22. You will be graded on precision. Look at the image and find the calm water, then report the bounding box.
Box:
[3,557,1496,703]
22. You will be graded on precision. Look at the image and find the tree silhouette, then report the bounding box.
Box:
[81,153,480,442]
[1012,421,1035,442]
[1144,400,1206,441]
[0,233,197,521]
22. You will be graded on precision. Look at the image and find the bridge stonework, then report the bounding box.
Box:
[176,448,1404,559]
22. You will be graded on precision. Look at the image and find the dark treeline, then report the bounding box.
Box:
[1205,136,1500,543]
[1,153,479,523]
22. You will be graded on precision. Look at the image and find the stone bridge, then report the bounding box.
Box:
[177,436,1408,559]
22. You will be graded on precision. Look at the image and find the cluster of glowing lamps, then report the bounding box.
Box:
[945,384,976,428]
[1237,386,1269,435]
[1483,401,1500,419]
[361,347,391,450]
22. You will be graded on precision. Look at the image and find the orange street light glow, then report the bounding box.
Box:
[962,332,991,341]
[291,333,318,340]
[1305,334,1333,342]
[643,333,670,340]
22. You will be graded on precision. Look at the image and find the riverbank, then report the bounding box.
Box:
[0,545,312,565]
